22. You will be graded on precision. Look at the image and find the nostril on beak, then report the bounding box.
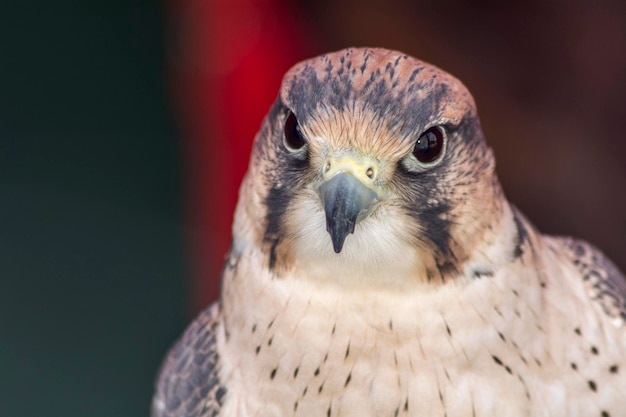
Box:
[325,160,331,173]
[366,167,374,179]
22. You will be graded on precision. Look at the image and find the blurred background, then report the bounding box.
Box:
[1,0,624,416]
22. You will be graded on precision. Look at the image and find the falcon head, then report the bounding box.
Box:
[232,48,515,289]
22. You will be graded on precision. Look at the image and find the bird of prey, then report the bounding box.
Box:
[152,48,626,417]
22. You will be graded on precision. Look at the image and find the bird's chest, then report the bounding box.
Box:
[217,249,626,417]
[217,273,552,417]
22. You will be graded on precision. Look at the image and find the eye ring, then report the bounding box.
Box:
[283,111,307,152]
[412,126,445,165]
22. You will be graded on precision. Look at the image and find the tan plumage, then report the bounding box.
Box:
[152,48,626,417]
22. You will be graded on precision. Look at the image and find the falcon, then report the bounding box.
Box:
[152,48,626,417]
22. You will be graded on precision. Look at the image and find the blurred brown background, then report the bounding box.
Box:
[1,1,624,416]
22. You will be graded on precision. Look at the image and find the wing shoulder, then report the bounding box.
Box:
[551,236,626,326]
[152,302,226,417]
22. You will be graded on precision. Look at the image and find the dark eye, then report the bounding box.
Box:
[413,126,444,163]
[284,111,307,151]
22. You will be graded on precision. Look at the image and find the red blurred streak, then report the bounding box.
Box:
[167,0,315,315]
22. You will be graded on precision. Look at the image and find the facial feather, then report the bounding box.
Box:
[231,47,511,287]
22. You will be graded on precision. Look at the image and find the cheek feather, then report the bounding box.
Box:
[279,191,433,288]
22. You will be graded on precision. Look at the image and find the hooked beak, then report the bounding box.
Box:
[317,154,380,253]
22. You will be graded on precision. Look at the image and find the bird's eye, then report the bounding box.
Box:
[283,111,307,152]
[413,126,444,164]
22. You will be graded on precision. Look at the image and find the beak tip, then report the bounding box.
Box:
[332,242,343,254]
[326,218,351,253]
[319,172,377,255]
[330,232,349,253]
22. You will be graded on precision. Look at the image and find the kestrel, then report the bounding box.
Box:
[152,48,626,417]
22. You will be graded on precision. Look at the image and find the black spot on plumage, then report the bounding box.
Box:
[344,372,352,387]
[574,327,582,336]
[255,345,261,355]
[215,386,226,405]
[588,380,597,392]
[591,346,599,355]
[518,375,531,400]
[472,268,494,279]
[327,404,332,417]
[512,210,528,259]
[584,270,601,282]
[270,367,277,380]
[571,362,578,371]
[609,364,619,374]
[293,366,299,378]
[601,411,611,417]
[393,54,403,68]
[314,366,320,376]
[359,54,369,74]
[492,355,513,375]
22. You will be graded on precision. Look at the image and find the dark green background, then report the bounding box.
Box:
[1,2,185,416]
